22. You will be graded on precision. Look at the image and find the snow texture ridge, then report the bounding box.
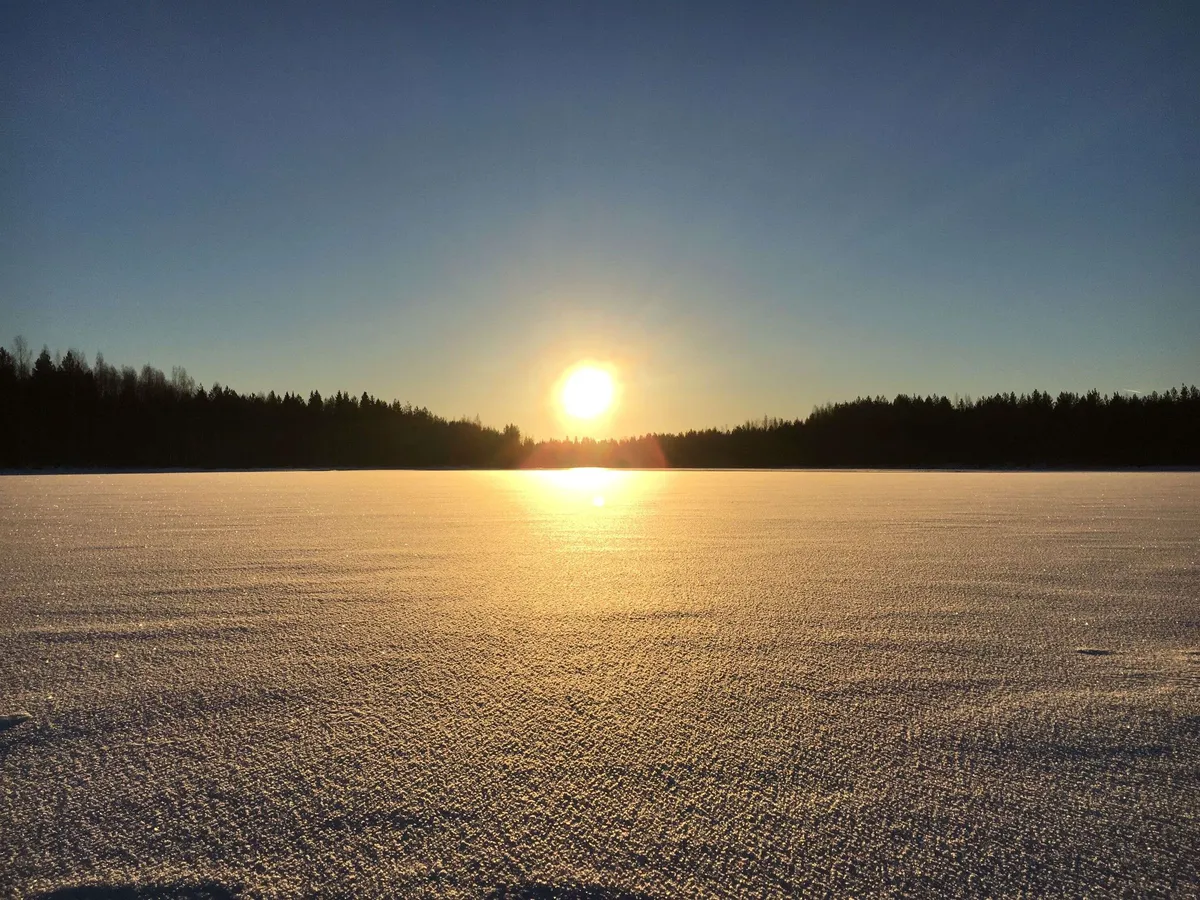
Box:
[1,471,1197,897]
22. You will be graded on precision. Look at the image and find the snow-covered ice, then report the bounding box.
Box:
[1,471,1197,897]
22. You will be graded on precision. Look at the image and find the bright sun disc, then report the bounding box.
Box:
[560,366,615,419]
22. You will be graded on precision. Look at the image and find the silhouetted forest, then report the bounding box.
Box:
[2,338,1197,470]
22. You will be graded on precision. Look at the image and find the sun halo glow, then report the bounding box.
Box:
[560,365,615,420]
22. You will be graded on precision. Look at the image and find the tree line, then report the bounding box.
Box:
[0,339,528,469]
[1,338,1196,470]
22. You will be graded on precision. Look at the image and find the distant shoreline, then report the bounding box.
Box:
[4,342,1197,470]
[4,465,1199,476]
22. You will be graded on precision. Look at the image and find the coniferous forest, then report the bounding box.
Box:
[1,339,1196,470]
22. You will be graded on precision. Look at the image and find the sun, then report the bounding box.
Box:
[560,365,615,420]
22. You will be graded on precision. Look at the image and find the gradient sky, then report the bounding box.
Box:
[4,1,1197,438]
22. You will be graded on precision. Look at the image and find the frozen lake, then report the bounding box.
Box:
[1,471,1197,897]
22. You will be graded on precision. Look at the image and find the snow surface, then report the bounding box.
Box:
[1,471,1197,898]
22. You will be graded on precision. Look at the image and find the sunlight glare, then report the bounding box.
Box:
[528,467,630,513]
[542,467,620,492]
[560,365,615,420]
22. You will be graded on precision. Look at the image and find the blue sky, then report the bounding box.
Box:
[4,1,1197,437]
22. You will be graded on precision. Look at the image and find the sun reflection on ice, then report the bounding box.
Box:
[532,467,629,511]
[514,468,664,528]
[508,468,667,564]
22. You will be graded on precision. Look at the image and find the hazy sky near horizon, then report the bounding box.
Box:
[4,1,1197,437]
